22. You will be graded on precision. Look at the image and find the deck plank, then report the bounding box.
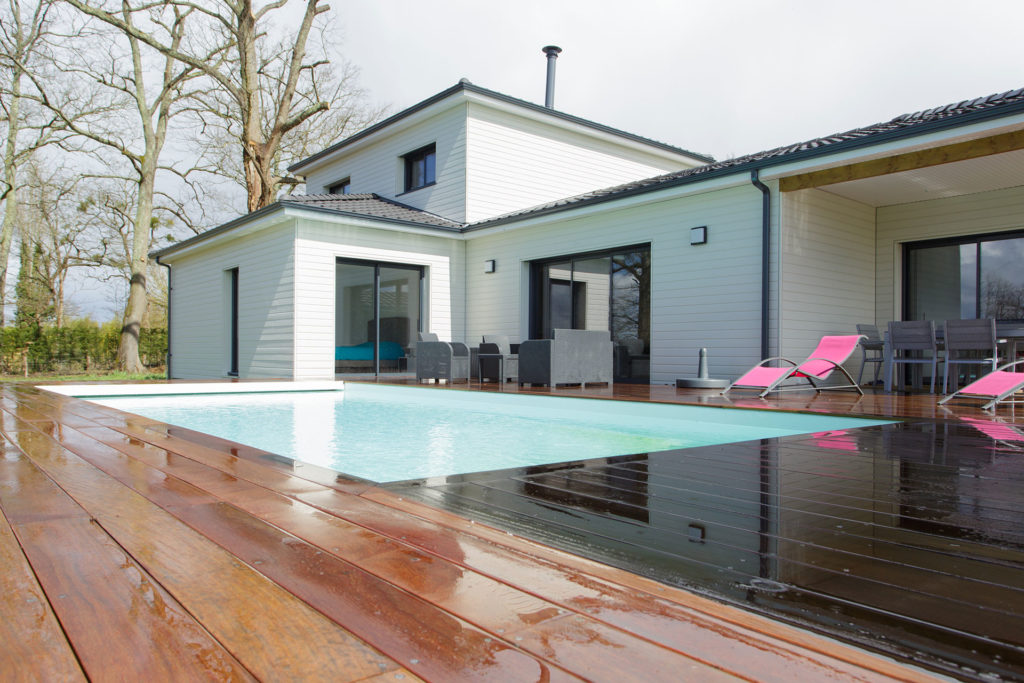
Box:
[0,442,254,682]
[0,504,84,682]
[3,430,406,683]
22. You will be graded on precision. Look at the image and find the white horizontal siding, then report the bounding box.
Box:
[293,217,464,379]
[465,103,696,223]
[168,223,296,379]
[779,189,875,377]
[876,185,1024,324]
[465,185,767,382]
[303,105,468,223]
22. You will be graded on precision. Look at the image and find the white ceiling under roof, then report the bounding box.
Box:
[818,148,1024,207]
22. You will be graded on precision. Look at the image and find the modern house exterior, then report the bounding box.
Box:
[154,80,1024,383]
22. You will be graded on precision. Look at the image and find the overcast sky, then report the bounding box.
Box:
[336,0,1024,161]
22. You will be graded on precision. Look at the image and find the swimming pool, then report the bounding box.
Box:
[67,383,894,483]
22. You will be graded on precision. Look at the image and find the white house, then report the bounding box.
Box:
[154,80,1024,383]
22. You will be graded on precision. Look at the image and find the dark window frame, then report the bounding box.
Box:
[335,257,425,375]
[529,243,651,339]
[402,143,436,193]
[327,177,351,195]
[902,228,1024,323]
[228,267,239,376]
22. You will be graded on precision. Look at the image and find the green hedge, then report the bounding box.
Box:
[0,321,168,375]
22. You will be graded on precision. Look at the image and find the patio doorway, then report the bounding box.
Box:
[530,244,651,382]
[904,229,1024,321]
[335,258,423,376]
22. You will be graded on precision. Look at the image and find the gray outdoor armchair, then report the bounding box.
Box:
[517,329,613,387]
[479,334,519,383]
[415,340,471,383]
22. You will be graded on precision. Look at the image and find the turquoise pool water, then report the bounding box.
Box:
[91,384,893,483]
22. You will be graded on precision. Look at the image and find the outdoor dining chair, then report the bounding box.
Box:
[887,320,942,393]
[855,323,885,386]
[943,318,998,394]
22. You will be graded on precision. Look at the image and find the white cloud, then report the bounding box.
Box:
[337,0,1024,160]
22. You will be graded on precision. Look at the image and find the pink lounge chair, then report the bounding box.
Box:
[938,360,1024,410]
[722,335,865,398]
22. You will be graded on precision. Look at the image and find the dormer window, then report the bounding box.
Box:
[327,177,351,195]
[403,143,436,192]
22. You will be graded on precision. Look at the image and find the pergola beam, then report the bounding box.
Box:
[779,129,1024,192]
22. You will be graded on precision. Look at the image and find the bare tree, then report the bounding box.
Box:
[0,0,63,325]
[14,163,109,326]
[63,0,372,212]
[32,2,203,371]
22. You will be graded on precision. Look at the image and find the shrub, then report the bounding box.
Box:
[0,321,167,375]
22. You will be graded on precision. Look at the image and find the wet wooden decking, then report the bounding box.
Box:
[0,380,1004,681]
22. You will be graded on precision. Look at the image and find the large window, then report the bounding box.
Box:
[402,143,436,192]
[335,258,424,375]
[531,244,651,382]
[905,230,1024,322]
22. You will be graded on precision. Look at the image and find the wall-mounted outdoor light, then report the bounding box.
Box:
[690,226,708,245]
[483,259,496,273]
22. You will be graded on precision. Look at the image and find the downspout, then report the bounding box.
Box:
[750,170,771,360]
[155,257,172,379]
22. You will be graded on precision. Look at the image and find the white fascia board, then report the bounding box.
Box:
[464,172,751,238]
[758,113,1024,181]
[156,207,294,262]
[463,91,704,166]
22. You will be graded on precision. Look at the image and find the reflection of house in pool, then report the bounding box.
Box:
[154,80,1024,384]
[402,420,1024,679]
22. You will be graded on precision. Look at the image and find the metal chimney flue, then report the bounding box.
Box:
[542,45,562,108]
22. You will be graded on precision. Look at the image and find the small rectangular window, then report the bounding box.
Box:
[228,267,239,376]
[327,177,351,195]
[403,144,436,192]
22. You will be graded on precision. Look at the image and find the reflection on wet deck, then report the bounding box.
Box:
[389,395,1024,680]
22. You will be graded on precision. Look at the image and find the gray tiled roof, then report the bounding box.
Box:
[466,86,1024,229]
[280,193,463,230]
[156,85,1024,259]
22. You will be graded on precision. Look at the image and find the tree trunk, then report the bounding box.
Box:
[0,69,23,326]
[116,167,155,373]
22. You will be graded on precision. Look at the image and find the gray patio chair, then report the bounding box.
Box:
[943,318,998,393]
[518,329,613,387]
[479,334,519,383]
[887,320,942,393]
[855,323,885,386]
[415,340,470,383]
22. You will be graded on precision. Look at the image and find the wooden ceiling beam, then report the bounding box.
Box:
[779,129,1024,192]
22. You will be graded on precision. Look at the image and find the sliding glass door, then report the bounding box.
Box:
[905,231,1024,322]
[335,259,423,376]
[532,244,651,382]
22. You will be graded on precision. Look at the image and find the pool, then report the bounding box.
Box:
[60,383,894,483]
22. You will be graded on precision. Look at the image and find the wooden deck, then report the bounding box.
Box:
[1,380,1012,681]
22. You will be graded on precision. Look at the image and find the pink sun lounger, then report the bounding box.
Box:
[723,335,865,398]
[938,360,1024,410]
